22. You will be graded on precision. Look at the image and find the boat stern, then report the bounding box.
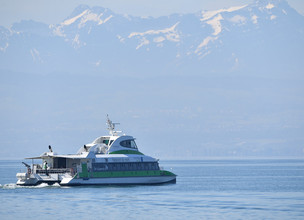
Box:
[16,172,40,186]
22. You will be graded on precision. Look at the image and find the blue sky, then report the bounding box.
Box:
[0,0,303,27]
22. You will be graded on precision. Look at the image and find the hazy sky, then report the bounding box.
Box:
[1,0,303,159]
[0,0,304,27]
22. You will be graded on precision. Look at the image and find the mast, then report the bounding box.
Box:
[106,114,121,136]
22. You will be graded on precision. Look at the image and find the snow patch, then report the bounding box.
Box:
[52,10,113,38]
[230,15,247,24]
[154,36,165,43]
[251,15,258,24]
[166,33,180,42]
[206,14,223,36]
[103,15,113,24]
[128,22,180,49]
[72,34,81,47]
[78,13,113,28]
[30,48,43,63]
[117,35,125,43]
[201,5,247,21]
[266,3,275,10]
[198,50,211,59]
[195,36,218,54]
[79,12,102,27]
[129,22,179,40]
[60,9,113,29]
[50,25,65,37]
[136,37,150,50]
[63,10,89,26]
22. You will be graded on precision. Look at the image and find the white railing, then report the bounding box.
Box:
[36,168,72,174]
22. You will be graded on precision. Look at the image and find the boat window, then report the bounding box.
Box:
[109,140,114,146]
[92,163,108,172]
[103,139,109,145]
[120,139,138,149]
[112,164,117,171]
[93,162,160,172]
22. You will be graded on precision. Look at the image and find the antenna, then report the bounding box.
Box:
[106,114,121,136]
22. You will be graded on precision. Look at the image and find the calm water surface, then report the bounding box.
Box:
[0,159,303,219]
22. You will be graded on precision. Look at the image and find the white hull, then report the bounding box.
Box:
[16,173,69,186]
[60,175,176,186]
[17,173,176,186]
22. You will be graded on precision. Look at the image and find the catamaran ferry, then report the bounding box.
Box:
[16,116,176,186]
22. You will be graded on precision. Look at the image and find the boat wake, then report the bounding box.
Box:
[1,182,63,189]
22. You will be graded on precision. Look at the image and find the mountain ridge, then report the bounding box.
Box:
[1,0,304,158]
[0,0,303,78]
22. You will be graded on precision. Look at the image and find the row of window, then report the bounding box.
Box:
[120,139,138,149]
[96,138,137,149]
[92,162,159,172]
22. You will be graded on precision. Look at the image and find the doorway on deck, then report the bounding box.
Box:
[53,157,67,168]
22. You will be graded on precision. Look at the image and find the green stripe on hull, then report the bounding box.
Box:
[160,170,176,176]
[109,150,144,155]
[78,170,176,178]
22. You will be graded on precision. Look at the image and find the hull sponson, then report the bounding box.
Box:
[60,175,176,186]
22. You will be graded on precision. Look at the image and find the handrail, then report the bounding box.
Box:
[36,168,72,174]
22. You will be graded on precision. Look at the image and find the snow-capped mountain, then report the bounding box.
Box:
[1,0,304,158]
[0,0,303,77]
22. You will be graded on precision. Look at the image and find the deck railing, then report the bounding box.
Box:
[36,168,72,174]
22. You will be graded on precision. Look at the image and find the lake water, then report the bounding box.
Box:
[0,159,304,219]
